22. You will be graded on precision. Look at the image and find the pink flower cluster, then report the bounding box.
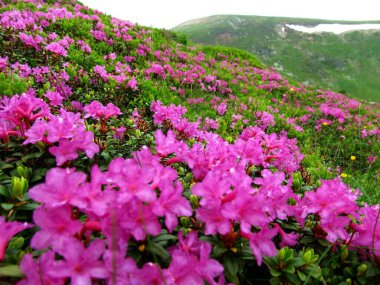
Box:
[24,109,99,165]
[0,217,31,262]
[45,42,68,57]
[83,100,122,120]
[0,89,50,139]
[16,147,226,284]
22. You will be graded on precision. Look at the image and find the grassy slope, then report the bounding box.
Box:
[173,15,380,102]
[0,1,378,202]
[0,1,380,284]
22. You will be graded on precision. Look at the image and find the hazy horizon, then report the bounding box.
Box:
[80,0,380,29]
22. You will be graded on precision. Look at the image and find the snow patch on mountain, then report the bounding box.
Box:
[286,23,380,34]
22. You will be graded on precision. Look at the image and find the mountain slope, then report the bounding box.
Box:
[174,15,380,102]
[0,1,380,284]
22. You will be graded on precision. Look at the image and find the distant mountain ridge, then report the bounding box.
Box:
[174,15,380,102]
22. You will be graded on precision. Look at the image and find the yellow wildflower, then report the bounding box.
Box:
[350,156,356,161]
[340,173,348,178]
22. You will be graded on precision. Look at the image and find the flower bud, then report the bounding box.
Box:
[303,250,312,263]
[17,165,29,180]
[340,246,349,262]
[180,217,190,228]
[11,176,28,198]
[357,263,367,276]
[190,195,199,209]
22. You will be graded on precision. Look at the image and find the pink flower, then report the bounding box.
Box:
[93,65,109,81]
[152,180,192,232]
[50,238,109,285]
[103,252,146,284]
[154,129,187,157]
[29,167,87,208]
[24,110,99,165]
[0,90,50,136]
[18,252,64,285]
[0,56,8,70]
[274,224,299,248]
[23,119,48,144]
[255,111,275,130]
[351,205,380,257]
[45,42,68,57]
[113,126,126,140]
[216,102,227,115]
[0,217,31,261]
[44,90,64,106]
[301,178,358,242]
[31,206,83,250]
[107,157,156,203]
[197,203,232,235]
[84,100,122,120]
[222,190,270,233]
[120,199,161,240]
[77,40,92,54]
[164,231,224,284]
[247,226,278,266]
[127,76,137,90]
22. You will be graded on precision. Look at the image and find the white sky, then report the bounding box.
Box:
[79,0,380,29]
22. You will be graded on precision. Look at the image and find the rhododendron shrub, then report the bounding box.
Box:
[0,0,379,284]
[13,102,379,284]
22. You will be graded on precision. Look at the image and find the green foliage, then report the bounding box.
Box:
[174,15,380,102]
[152,29,188,48]
[0,1,379,284]
[265,247,321,285]
[0,73,29,97]
[200,45,263,68]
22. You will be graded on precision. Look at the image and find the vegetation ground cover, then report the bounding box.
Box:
[174,15,380,102]
[0,0,379,284]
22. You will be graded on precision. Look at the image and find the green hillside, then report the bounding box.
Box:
[174,15,380,102]
[1,1,380,284]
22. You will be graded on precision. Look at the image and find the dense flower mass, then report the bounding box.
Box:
[0,0,379,284]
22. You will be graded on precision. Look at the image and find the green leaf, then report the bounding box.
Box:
[0,185,9,197]
[223,253,239,277]
[301,186,313,192]
[0,265,23,277]
[30,168,47,183]
[146,241,170,262]
[16,202,39,211]
[283,271,301,285]
[212,243,228,257]
[1,203,14,211]
[264,256,277,268]
[8,237,24,249]
[299,236,315,244]
[290,257,306,268]
[270,269,282,277]
[151,234,177,243]
[297,270,307,281]
[283,265,296,274]
[317,239,330,247]
[270,278,282,285]
[309,266,322,278]
[21,152,44,163]
[0,162,13,170]
[365,262,379,277]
